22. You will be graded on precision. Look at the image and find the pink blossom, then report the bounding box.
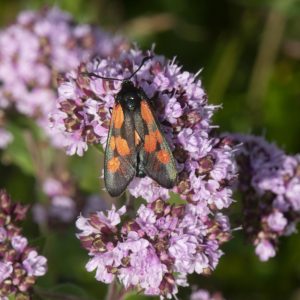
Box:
[0,262,13,283]
[229,134,300,261]
[77,201,231,298]
[255,240,276,262]
[11,235,28,252]
[267,210,287,232]
[22,250,47,276]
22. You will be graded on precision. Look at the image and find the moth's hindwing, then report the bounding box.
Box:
[104,104,137,197]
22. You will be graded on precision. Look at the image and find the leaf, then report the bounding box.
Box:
[70,147,103,193]
[93,143,104,154]
[3,122,35,175]
[168,192,187,205]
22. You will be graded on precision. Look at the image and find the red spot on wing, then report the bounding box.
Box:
[141,101,154,124]
[112,104,124,129]
[144,132,157,153]
[156,150,170,164]
[107,157,120,173]
[115,136,130,156]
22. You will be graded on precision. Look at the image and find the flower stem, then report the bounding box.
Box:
[105,280,117,300]
[105,280,128,300]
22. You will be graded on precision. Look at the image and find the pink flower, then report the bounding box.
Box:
[77,200,231,298]
[229,134,300,261]
[49,196,76,222]
[0,189,47,297]
[0,262,13,283]
[54,46,236,211]
[267,210,287,232]
[11,236,28,252]
[190,289,225,300]
[22,250,47,276]
[286,177,300,210]
[43,178,64,196]
[0,7,127,149]
[255,240,276,262]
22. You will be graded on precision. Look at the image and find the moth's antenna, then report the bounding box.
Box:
[82,55,153,82]
[81,72,123,82]
[125,56,153,80]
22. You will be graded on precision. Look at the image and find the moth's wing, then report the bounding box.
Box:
[134,99,177,188]
[104,104,137,197]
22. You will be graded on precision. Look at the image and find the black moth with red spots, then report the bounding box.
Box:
[85,57,177,197]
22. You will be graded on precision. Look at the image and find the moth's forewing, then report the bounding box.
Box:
[135,99,177,188]
[104,104,137,197]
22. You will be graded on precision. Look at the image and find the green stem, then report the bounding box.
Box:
[246,8,286,119]
[105,281,128,300]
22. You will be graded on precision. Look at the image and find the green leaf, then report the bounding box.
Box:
[168,192,187,205]
[93,143,104,154]
[70,147,103,193]
[3,122,35,175]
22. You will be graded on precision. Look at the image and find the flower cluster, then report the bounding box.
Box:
[190,289,225,300]
[0,7,126,148]
[54,47,237,207]
[32,175,109,228]
[228,134,300,261]
[76,200,230,299]
[0,189,47,299]
[33,176,77,225]
[58,46,237,297]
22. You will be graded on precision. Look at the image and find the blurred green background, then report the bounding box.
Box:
[0,0,300,299]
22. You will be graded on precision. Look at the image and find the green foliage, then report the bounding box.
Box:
[4,121,35,175]
[70,147,102,193]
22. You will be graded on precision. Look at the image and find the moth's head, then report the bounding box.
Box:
[121,80,134,89]
[117,80,141,111]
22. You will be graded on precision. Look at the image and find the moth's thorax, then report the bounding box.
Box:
[116,80,142,111]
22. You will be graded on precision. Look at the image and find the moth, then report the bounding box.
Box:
[85,56,177,197]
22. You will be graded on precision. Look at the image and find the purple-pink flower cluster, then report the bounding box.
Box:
[56,46,237,297]
[76,200,230,299]
[54,47,236,207]
[228,134,300,261]
[0,189,47,299]
[33,176,77,225]
[32,176,109,228]
[0,7,126,148]
[190,289,225,300]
